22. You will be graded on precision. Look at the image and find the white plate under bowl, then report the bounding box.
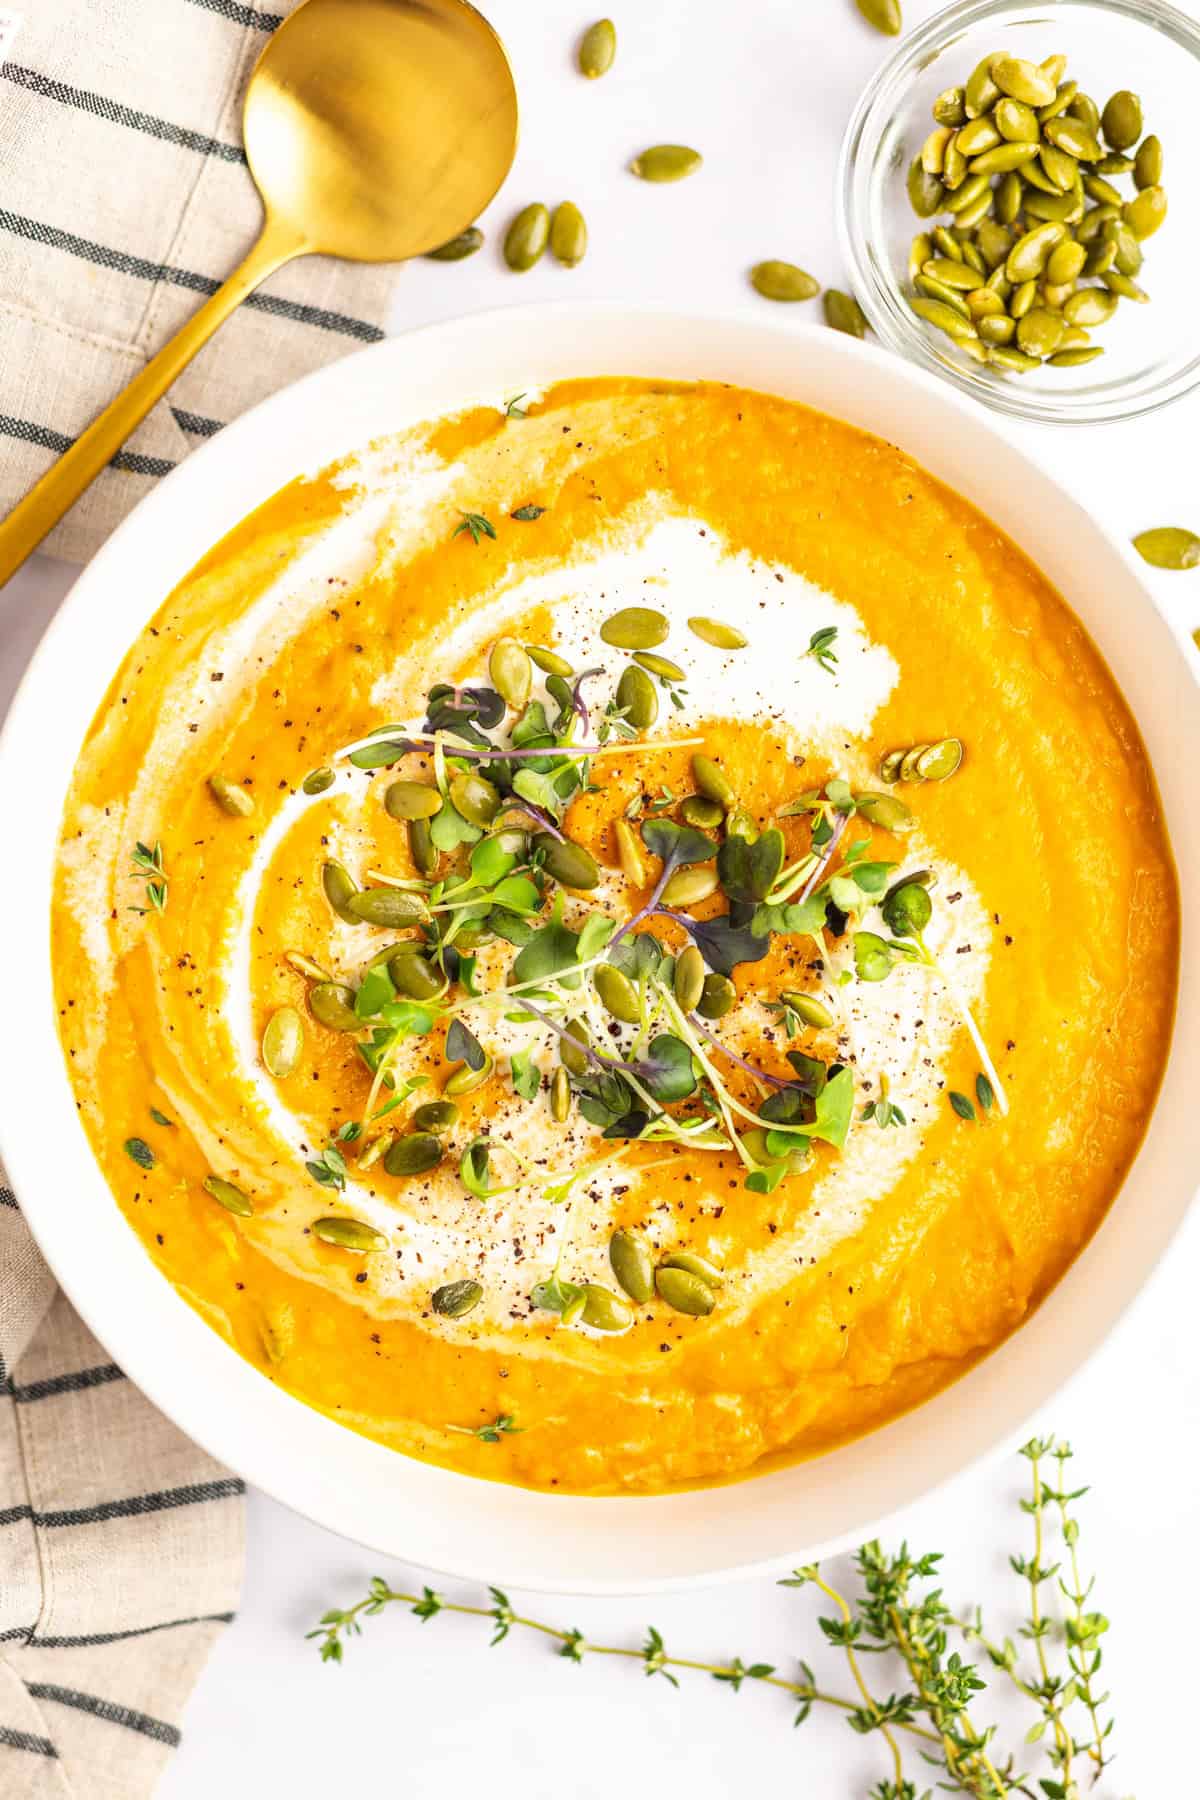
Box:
[1,304,1196,1594]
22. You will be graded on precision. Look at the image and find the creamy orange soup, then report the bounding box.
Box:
[52,379,1178,1494]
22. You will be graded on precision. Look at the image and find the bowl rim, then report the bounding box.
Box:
[2,299,1197,1594]
[837,0,1200,426]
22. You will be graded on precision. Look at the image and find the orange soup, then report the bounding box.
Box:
[51,379,1178,1493]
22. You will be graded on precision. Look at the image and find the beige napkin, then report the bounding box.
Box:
[0,0,398,565]
[0,2,401,1791]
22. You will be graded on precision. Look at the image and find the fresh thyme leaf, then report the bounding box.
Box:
[149,1107,174,1129]
[975,1073,995,1114]
[123,1137,155,1171]
[305,1142,349,1189]
[511,504,545,521]
[949,1090,977,1122]
[128,840,168,914]
[454,511,497,546]
[503,393,528,418]
[447,1411,521,1443]
[805,626,838,674]
[509,1047,541,1102]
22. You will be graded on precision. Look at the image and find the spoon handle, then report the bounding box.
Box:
[0,213,306,585]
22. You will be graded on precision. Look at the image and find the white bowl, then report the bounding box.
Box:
[2,304,1197,1594]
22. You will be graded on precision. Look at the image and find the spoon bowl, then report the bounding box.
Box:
[245,0,519,259]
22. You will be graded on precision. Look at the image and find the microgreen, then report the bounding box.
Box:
[509,1047,541,1102]
[805,625,839,675]
[128,840,168,914]
[454,511,497,545]
[445,1412,522,1443]
[446,1017,486,1072]
[458,1137,494,1198]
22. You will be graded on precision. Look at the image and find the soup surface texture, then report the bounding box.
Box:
[51,379,1178,1495]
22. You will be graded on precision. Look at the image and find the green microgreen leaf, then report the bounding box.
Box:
[717,828,786,904]
[809,1067,854,1149]
[355,960,397,1019]
[641,817,718,874]
[446,1017,486,1071]
[430,799,483,852]
[576,912,617,963]
[638,1034,697,1105]
[511,920,582,989]
[510,1047,541,1102]
[531,1271,585,1316]
[459,1136,493,1198]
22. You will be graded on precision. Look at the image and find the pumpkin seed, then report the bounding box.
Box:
[1069,90,1101,132]
[449,772,501,829]
[933,225,964,260]
[550,1065,570,1123]
[313,1216,388,1253]
[1134,134,1163,189]
[384,1132,445,1176]
[964,55,1001,119]
[977,313,1015,344]
[855,0,901,32]
[958,336,990,366]
[975,219,1012,268]
[1040,53,1068,84]
[432,1279,483,1317]
[504,203,550,272]
[1046,239,1087,285]
[1057,325,1092,350]
[697,973,735,1019]
[594,963,641,1024]
[616,663,659,731]
[987,345,1041,372]
[559,1020,592,1076]
[750,260,820,302]
[425,227,484,262]
[1017,306,1066,358]
[444,1052,493,1098]
[308,982,360,1031]
[1102,270,1148,302]
[356,1130,395,1172]
[995,170,1022,223]
[933,86,966,127]
[609,1228,654,1304]
[535,831,600,890]
[578,17,616,78]
[385,779,441,821]
[302,768,335,796]
[1132,527,1200,571]
[690,753,735,807]
[1076,203,1119,242]
[203,1174,253,1216]
[943,172,989,215]
[965,288,1005,321]
[629,144,702,183]
[955,116,1000,158]
[687,614,747,650]
[994,97,1039,142]
[550,201,587,268]
[613,817,647,886]
[1095,152,1134,176]
[952,190,993,232]
[412,1100,459,1133]
[970,141,1039,177]
[921,126,954,175]
[655,1265,715,1317]
[1123,185,1167,239]
[915,738,963,781]
[855,790,916,830]
[561,1292,587,1326]
[262,1006,303,1079]
[285,949,329,982]
[1047,346,1104,366]
[347,886,426,928]
[405,818,436,878]
[907,157,944,218]
[897,743,931,781]
[1082,237,1116,277]
[909,296,978,340]
[991,55,1056,109]
[823,290,868,337]
[600,605,668,649]
[1043,116,1102,161]
[923,256,980,291]
[488,637,533,709]
[916,276,970,316]
[322,859,360,924]
[878,748,906,783]
[782,990,833,1029]
[959,240,986,276]
[679,795,724,830]
[674,944,706,1013]
[725,806,757,841]
[660,1250,724,1287]
[208,774,254,817]
[1063,287,1118,326]
[1023,189,1083,225]
[1038,78,1077,124]
[1006,221,1065,283]
[1083,171,1122,208]
[1108,222,1143,276]
[632,651,686,681]
[581,1284,634,1332]
[662,864,718,908]
[527,644,574,677]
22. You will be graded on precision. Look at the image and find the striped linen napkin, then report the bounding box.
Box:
[0,0,397,565]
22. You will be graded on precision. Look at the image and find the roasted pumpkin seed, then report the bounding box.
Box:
[1069,90,1101,133]
[550,1065,570,1123]
[580,1284,634,1332]
[262,1006,303,1079]
[964,55,1001,119]
[630,144,702,183]
[823,290,868,337]
[1042,116,1102,161]
[662,864,718,908]
[782,990,833,1029]
[995,170,1023,223]
[412,1100,459,1133]
[634,650,686,680]
[1101,270,1148,301]
[347,886,426,927]
[308,982,359,1031]
[1123,184,1167,239]
[922,125,954,175]
[322,859,360,924]
[559,1019,592,1076]
[578,17,616,78]
[697,973,735,1019]
[613,817,647,886]
[1047,346,1105,366]
[1134,134,1163,189]
[504,203,550,271]
[449,772,501,829]
[616,663,659,731]
[970,142,1039,176]
[527,644,574,677]
[432,1279,483,1317]
[302,767,335,796]
[208,775,254,817]
[855,790,916,830]
[408,817,438,877]
[285,949,328,982]
[550,201,587,267]
[1046,239,1087,285]
[750,259,820,302]
[425,227,484,262]
[674,944,706,1012]
[943,172,990,215]
[385,779,442,821]
[987,345,1041,372]
[687,614,747,650]
[313,1216,388,1252]
[1016,306,1066,357]
[384,1132,445,1176]
[991,55,1056,109]
[655,1265,715,1317]
[691,753,736,807]
[535,832,600,889]
[600,605,668,649]
[915,738,963,781]
[994,97,1039,142]
[444,1054,493,1098]
[204,1174,252,1217]
[609,1228,654,1303]
[855,0,901,32]
[924,256,981,290]
[909,296,978,340]
[1063,287,1118,326]
[356,1130,395,1172]
[678,794,724,830]
[1131,527,1200,571]
[933,86,967,127]
[660,1250,724,1287]
[1006,221,1065,283]
[955,116,1000,158]
[594,963,641,1024]
[489,637,532,709]
[907,157,944,217]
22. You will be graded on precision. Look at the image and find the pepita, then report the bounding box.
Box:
[1123,185,1167,240]
[1063,287,1118,326]
[535,832,600,890]
[425,227,483,262]
[1101,270,1148,302]
[782,990,833,1029]
[384,1132,445,1176]
[203,1174,253,1217]
[489,637,532,709]
[629,144,702,183]
[594,962,641,1024]
[687,615,747,650]
[674,944,706,1012]
[609,1228,654,1304]
[449,771,501,829]
[503,202,550,271]
[661,862,718,909]
[527,644,574,677]
[1047,346,1105,366]
[991,55,1056,109]
[600,605,669,649]
[964,55,1001,120]
[655,1265,716,1317]
[613,817,647,886]
[412,1100,459,1133]
[208,774,255,817]
[356,1130,395,1172]
[855,790,916,830]
[915,738,964,781]
[633,650,686,680]
[1042,116,1102,161]
[262,1006,303,1079]
[550,1065,571,1123]
[907,157,944,218]
[308,982,360,1031]
[302,768,335,796]
[1133,135,1163,190]
[823,290,868,337]
[549,201,587,268]
[559,1019,592,1076]
[432,1279,483,1317]
[385,779,442,821]
[580,1284,634,1332]
[616,663,659,731]
[750,260,820,302]
[854,0,901,33]
[312,1216,388,1253]
[1131,527,1200,571]
[347,886,426,927]
[321,859,360,924]
[660,1250,724,1287]
[285,949,329,982]
[678,794,724,830]
[409,817,438,877]
[578,17,616,78]
[691,753,736,807]
[697,973,735,1019]
[932,87,966,127]
[444,1054,493,1098]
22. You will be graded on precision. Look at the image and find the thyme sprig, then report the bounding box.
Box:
[309,1437,1119,1799]
[128,840,168,914]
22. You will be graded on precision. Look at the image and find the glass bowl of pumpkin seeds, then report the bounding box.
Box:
[839,0,1200,421]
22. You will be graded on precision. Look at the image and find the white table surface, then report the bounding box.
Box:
[3,2,1198,1793]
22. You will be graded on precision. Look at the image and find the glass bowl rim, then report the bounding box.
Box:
[837,0,1200,426]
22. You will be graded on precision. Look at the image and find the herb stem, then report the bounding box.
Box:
[808,1570,906,1785]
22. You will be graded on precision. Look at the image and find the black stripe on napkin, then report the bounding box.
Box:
[36,1477,245,1527]
[0,1725,58,1757]
[0,415,175,479]
[170,406,225,438]
[184,0,283,30]
[0,1505,33,1527]
[0,65,246,163]
[23,1684,180,1748]
[0,211,384,342]
[0,1187,18,1209]
[28,1612,236,1650]
[12,1364,125,1405]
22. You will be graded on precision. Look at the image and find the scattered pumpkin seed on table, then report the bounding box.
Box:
[424,226,483,262]
[750,260,820,303]
[855,0,901,35]
[504,203,550,271]
[578,17,616,79]
[687,615,747,650]
[1132,527,1200,571]
[549,201,587,267]
[824,290,868,337]
[629,144,702,183]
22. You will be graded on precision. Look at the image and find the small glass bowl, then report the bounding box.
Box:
[838,0,1200,424]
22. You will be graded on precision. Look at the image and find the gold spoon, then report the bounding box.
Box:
[0,0,517,585]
